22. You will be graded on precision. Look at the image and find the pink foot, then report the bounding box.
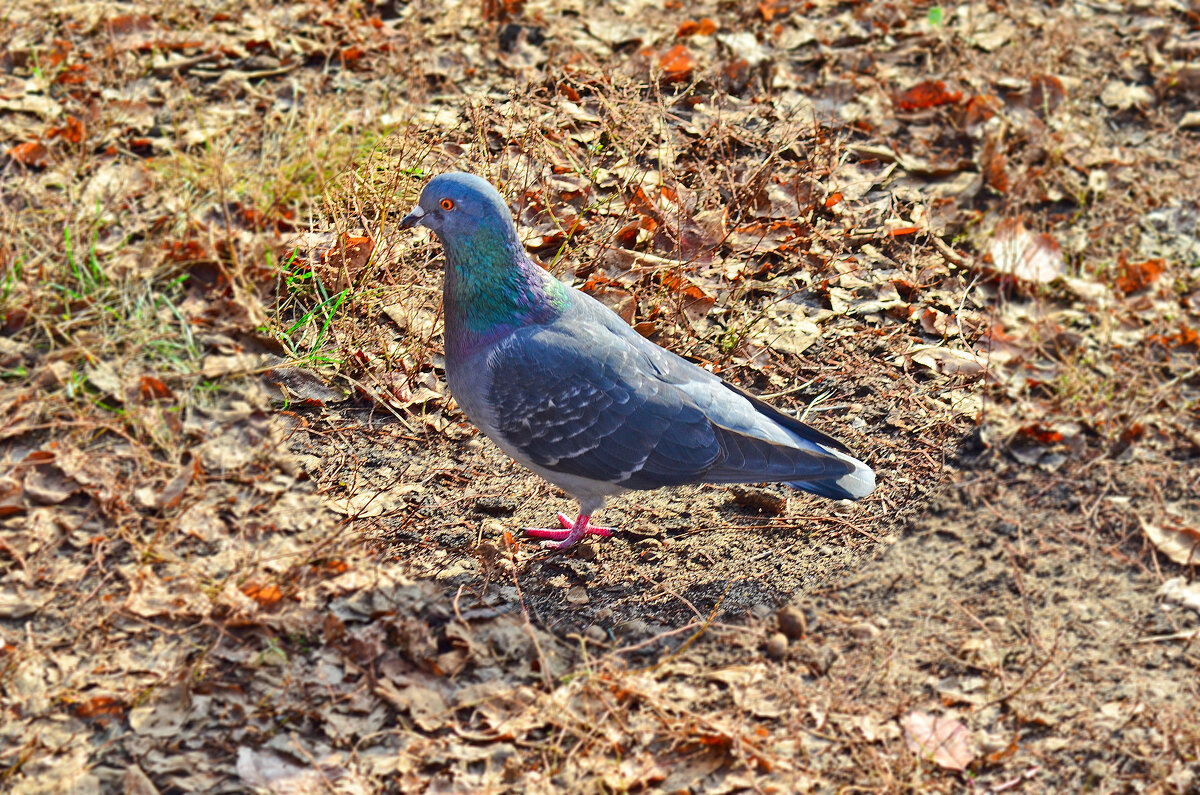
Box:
[525,513,613,550]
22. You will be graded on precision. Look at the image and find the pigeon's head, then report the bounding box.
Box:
[399,172,519,248]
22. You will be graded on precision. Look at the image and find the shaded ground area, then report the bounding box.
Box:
[1,0,1198,792]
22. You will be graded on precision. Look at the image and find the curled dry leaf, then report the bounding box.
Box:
[264,366,345,406]
[1141,518,1200,566]
[659,271,715,325]
[1157,577,1200,615]
[902,710,975,771]
[23,465,80,505]
[138,375,173,401]
[989,219,1065,283]
[0,477,23,517]
[906,345,987,376]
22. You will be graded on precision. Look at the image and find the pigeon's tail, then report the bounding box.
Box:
[787,445,875,501]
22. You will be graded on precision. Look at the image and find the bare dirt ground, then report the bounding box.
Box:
[1,0,1198,792]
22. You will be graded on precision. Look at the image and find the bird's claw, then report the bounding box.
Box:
[525,513,613,549]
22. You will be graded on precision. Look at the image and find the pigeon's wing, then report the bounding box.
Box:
[485,322,724,489]
[563,287,864,491]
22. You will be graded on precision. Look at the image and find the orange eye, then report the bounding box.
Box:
[440,198,455,211]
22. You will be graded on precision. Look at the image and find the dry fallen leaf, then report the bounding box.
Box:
[1141,518,1200,566]
[989,219,1065,284]
[658,44,697,83]
[902,710,975,771]
[906,345,987,376]
[7,141,49,167]
[1157,577,1200,615]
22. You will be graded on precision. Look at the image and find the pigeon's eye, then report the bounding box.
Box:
[440,198,455,211]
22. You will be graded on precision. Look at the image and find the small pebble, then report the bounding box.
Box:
[983,616,1007,633]
[777,605,807,639]
[765,632,789,660]
[797,641,838,675]
[566,586,589,605]
[482,520,505,537]
[848,621,880,640]
[584,625,607,644]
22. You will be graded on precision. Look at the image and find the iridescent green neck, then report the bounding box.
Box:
[441,227,570,358]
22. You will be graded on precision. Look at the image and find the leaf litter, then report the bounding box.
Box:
[0,0,1198,792]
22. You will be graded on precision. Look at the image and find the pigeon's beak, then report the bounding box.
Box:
[399,205,426,230]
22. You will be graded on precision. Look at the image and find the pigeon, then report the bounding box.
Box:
[400,172,874,550]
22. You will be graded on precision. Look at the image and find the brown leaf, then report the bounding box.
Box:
[321,235,374,277]
[919,307,960,337]
[1029,74,1065,117]
[74,696,125,721]
[47,116,85,144]
[156,455,197,510]
[481,0,525,23]
[908,346,987,376]
[264,366,345,406]
[981,134,1008,194]
[0,477,24,518]
[902,711,975,771]
[660,271,715,325]
[963,94,1002,135]
[23,465,80,505]
[757,0,788,21]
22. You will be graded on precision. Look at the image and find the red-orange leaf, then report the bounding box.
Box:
[1112,256,1165,295]
[758,0,788,21]
[676,18,717,37]
[894,80,962,111]
[322,235,374,275]
[241,582,283,608]
[48,116,85,144]
[139,376,174,400]
[658,44,696,83]
[7,141,48,167]
[75,696,124,720]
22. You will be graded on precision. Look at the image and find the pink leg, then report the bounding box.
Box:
[525,513,613,550]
